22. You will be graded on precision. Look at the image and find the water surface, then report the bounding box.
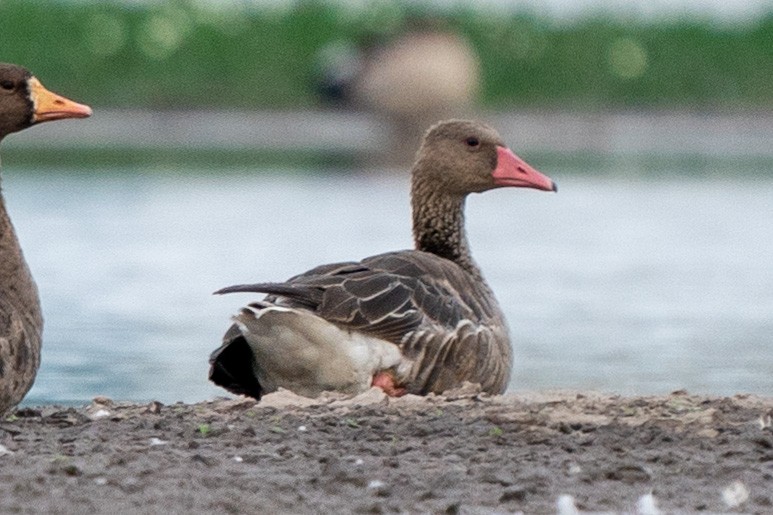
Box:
[5,164,771,405]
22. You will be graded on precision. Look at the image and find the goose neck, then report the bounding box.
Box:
[411,177,481,278]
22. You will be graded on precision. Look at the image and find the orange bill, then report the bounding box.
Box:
[29,77,92,123]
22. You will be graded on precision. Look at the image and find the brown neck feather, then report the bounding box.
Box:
[411,172,482,279]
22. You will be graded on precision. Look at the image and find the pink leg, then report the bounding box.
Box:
[372,371,407,397]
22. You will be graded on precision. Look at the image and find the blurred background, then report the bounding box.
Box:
[0,0,770,405]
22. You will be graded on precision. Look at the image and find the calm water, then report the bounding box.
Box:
[5,164,772,405]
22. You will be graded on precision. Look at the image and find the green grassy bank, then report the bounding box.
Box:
[1,0,771,110]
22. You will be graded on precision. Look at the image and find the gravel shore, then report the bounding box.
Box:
[1,388,771,514]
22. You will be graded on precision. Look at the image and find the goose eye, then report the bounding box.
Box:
[465,137,480,148]
[0,80,14,91]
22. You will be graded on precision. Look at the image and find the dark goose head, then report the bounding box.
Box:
[0,63,92,141]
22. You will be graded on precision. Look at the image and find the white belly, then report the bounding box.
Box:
[234,306,407,398]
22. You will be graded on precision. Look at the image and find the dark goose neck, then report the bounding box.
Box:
[411,173,482,279]
[0,178,42,329]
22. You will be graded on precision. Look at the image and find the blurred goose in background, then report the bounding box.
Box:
[209,119,556,400]
[317,25,481,166]
[0,63,91,414]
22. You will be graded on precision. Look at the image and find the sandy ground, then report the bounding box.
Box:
[0,387,771,514]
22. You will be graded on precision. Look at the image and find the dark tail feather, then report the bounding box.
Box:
[208,333,263,400]
[214,282,322,308]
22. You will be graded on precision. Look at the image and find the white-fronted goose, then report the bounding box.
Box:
[209,119,556,400]
[0,63,91,414]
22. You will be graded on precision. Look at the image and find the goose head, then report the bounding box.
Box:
[412,119,556,196]
[0,63,92,141]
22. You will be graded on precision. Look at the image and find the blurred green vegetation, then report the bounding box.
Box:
[0,0,771,109]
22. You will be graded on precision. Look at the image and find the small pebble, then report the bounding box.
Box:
[149,437,168,446]
[0,444,14,456]
[367,479,391,497]
[298,425,307,432]
[697,428,719,438]
[499,487,527,503]
[722,480,749,508]
[556,495,580,515]
[233,456,244,463]
[367,479,385,490]
[636,493,661,515]
[145,401,163,414]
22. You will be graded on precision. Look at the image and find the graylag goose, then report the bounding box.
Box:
[209,119,556,400]
[0,63,91,414]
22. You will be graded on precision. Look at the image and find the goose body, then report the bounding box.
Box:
[0,63,91,413]
[210,120,556,400]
